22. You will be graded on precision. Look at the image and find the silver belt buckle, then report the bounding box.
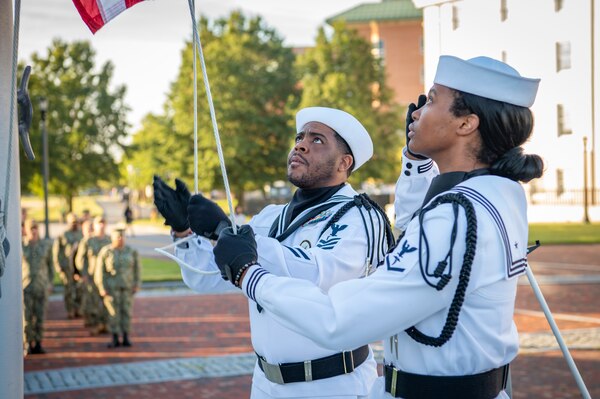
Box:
[342,350,355,373]
[259,357,285,384]
[304,360,313,382]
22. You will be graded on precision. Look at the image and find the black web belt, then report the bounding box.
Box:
[256,345,369,384]
[384,363,509,399]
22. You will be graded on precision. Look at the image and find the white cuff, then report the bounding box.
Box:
[402,147,434,177]
[242,265,270,302]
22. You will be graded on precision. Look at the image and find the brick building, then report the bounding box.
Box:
[327,0,424,106]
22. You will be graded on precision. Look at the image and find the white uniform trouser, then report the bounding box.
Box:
[366,377,510,399]
[250,384,369,399]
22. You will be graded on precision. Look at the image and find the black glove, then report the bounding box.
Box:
[187,194,231,240]
[405,94,428,160]
[152,175,191,232]
[213,225,258,287]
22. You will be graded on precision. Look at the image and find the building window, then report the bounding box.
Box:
[371,39,385,63]
[557,104,573,136]
[555,0,563,12]
[500,0,508,21]
[452,5,460,30]
[556,169,564,196]
[556,41,571,71]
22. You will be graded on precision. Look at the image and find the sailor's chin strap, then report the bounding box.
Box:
[405,192,478,347]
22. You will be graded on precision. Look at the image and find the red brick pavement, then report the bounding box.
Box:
[527,244,600,266]
[25,294,253,372]
[25,245,600,398]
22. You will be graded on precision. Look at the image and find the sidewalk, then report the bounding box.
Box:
[23,241,600,398]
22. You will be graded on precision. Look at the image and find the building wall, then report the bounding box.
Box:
[349,20,424,105]
[415,0,600,202]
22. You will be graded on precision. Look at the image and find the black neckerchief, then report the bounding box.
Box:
[284,183,346,229]
[421,168,490,206]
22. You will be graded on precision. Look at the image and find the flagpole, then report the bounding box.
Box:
[0,0,25,396]
[525,266,591,398]
[186,0,237,234]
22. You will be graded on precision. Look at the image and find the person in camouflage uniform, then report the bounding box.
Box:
[95,229,141,348]
[75,219,94,322]
[76,216,111,334]
[53,212,83,319]
[22,220,54,354]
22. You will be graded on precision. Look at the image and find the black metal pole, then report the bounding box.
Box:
[40,98,50,238]
[583,137,590,224]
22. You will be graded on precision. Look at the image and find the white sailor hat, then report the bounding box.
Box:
[296,107,373,171]
[434,55,541,107]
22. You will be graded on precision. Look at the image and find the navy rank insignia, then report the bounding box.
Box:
[317,223,347,250]
[386,240,416,272]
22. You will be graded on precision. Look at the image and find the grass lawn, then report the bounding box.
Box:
[52,257,182,286]
[529,222,600,245]
[141,257,182,282]
[22,195,104,222]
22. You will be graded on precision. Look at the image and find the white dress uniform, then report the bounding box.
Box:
[241,154,529,399]
[175,184,389,398]
[393,148,438,233]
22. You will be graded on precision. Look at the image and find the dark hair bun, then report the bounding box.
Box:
[490,147,544,183]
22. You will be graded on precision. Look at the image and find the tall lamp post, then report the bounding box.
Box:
[39,97,50,238]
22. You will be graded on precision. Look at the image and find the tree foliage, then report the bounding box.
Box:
[131,11,298,203]
[296,22,404,184]
[20,39,129,210]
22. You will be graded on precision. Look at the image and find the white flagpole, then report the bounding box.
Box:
[525,265,591,399]
[525,242,591,398]
[0,0,25,396]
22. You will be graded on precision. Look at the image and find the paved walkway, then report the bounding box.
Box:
[24,324,600,395]
[23,221,600,398]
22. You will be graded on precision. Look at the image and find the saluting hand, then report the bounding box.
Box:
[152,175,191,233]
[405,94,428,160]
[213,225,258,288]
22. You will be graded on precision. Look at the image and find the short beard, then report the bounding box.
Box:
[287,156,338,189]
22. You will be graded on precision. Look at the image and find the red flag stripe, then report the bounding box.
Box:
[72,0,104,34]
[125,0,145,8]
[72,0,145,34]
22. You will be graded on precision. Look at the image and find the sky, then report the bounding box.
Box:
[19,0,368,131]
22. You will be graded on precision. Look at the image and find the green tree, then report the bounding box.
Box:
[135,11,298,204]
[297,22,404,184]
[124,113,176,189]
[20,39,129,211]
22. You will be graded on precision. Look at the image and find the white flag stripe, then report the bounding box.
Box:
[97,0,127,23]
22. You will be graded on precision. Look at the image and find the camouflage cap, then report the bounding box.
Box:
[111,228,125,238]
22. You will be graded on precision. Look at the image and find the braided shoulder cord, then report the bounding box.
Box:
[358,194,395,250]
[318,197,362,238]
[318,194,395,251]
[405,192,478,347]
[371,202,384,265]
